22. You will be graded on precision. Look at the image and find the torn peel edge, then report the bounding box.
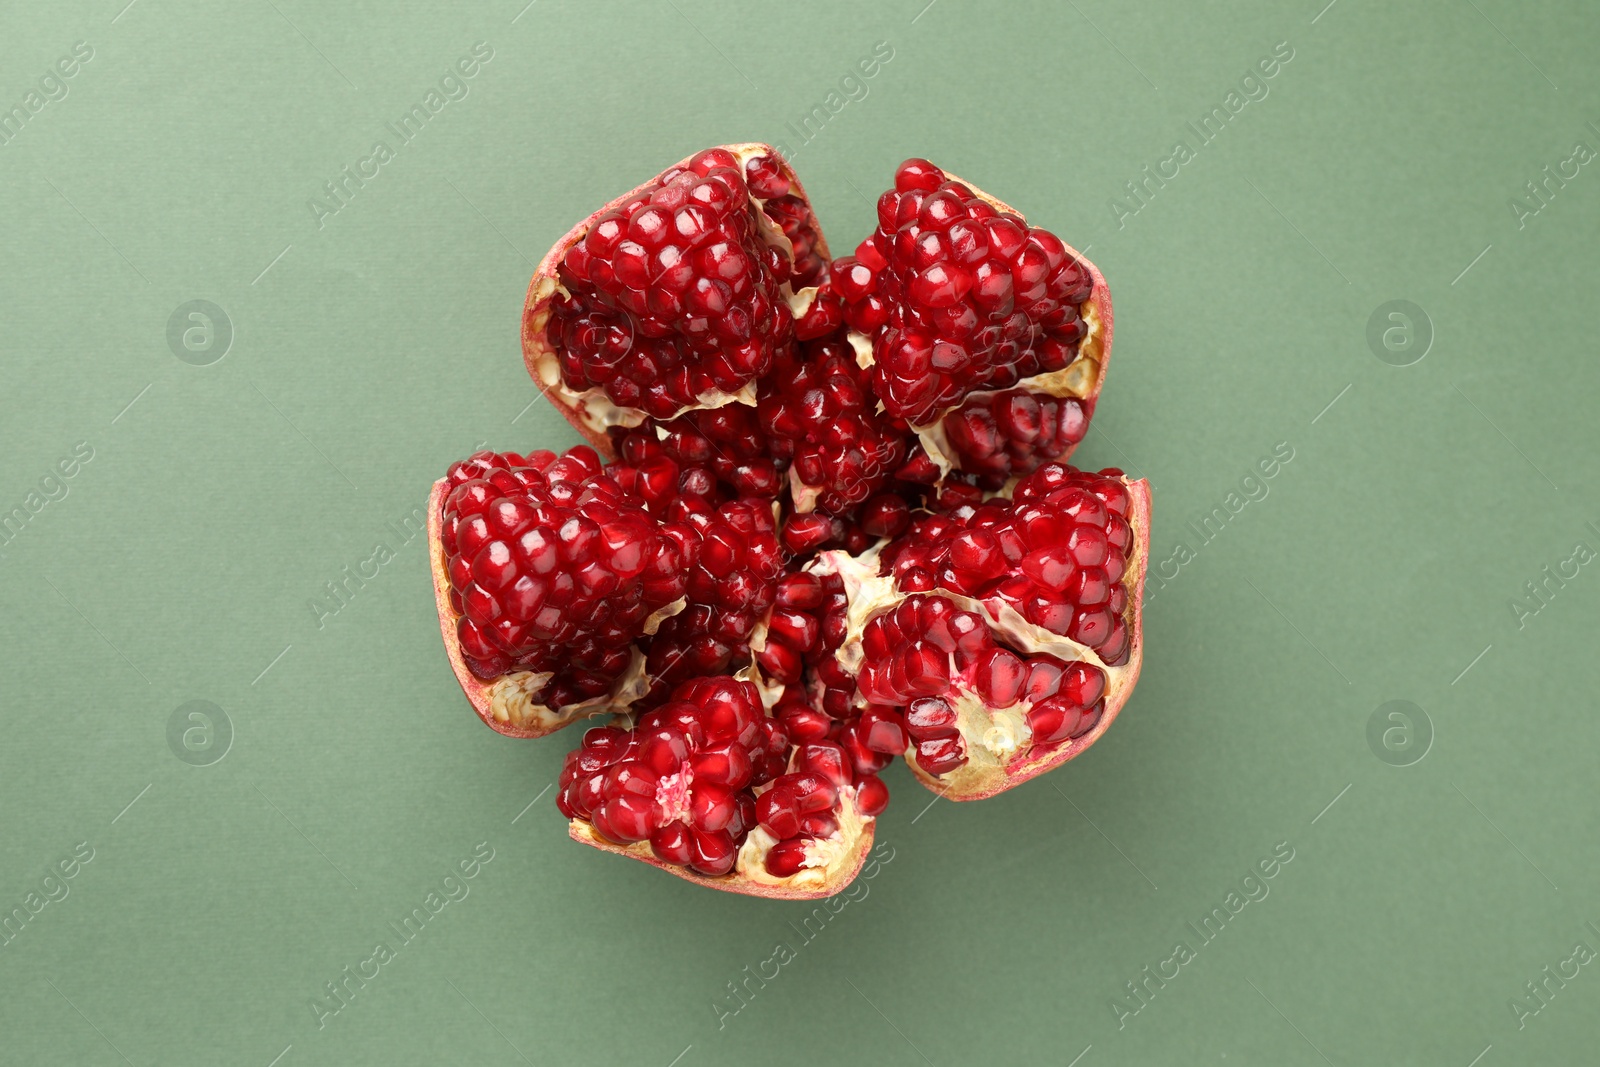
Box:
[427,478,680,739]
[520,143,831,456]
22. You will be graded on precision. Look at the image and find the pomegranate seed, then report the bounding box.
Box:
[915,736,967,775]
[905,696,958,739]
[856,775,890,816]
[1026,697,1081,745]
[764,838,811,877]
[688,830,737,876]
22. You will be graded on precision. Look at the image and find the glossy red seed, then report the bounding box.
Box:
[859,706,909,754]
[856,775,890,816]
[1026,697,1080,745]
[915,736,967,775]
[651,823,694,866]
[905,696,959,739]
[974,647,1026,706]
[1072,700,1105,738]
[764,838,811,877]
[1061,661,1106,707]
[757,785,803,839]
[688,830,737,876]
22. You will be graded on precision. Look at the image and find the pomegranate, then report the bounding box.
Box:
[428,145,1147,897]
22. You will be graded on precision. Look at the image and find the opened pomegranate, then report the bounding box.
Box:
[428,144,1147,897]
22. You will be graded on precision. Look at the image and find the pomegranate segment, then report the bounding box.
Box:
[881,464,1136,666]
[559,677,879,898]
[808,465,1149,801]
[830,157,1112,483]
[524,145,830,445]
[427,447,690,738]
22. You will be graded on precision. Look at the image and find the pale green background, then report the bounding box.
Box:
[2,1,1597,1064]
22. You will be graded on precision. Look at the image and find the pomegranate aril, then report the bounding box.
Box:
[1061,661,1105,706]
[651,823,695,866]
[916,736,967,775]
[689,784,737,832]
[1073,700,1105,738]
[856,774,890,816]
[688,830,738,876]
[757,786,803,839]
[1026,698,1081,745]
[860,706,910,754]
[800,812,840,838]
[765,838,812,877]
[596,794,659,843]
[906,696,959,739]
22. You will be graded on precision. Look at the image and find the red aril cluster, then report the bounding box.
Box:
[745,154,828,289]
[556,677,786,876]
[644,496,783,693]
[547,149,798,418]
[438,447,687,701]
[830,158,1093,426]
[614,402,783,501]
[855,594,1108,778]
[757,740,888,877]
[881,463,1135,666]
[758,333,912,515]
[943,388,1092,479]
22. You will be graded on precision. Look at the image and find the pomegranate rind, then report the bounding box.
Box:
[521,143,830,457]
[895,173,1114,477]
[426,479,663,739]
[902,477,1150,800]
[567,816,876,900]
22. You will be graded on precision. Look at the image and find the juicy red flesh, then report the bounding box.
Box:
[437,150,1140,887]
[758,333,911,514]
[439,447,686,700]
[859,594,1108,777]
[615,403,782,500]
[547,149,798,418]
[556,678,883,880]
[881,463,1134,666]
[754,740,882,878]
[557,677,781,875]
[644,496,783,694]
[943,388,1093,478]
[835,158,1092,426]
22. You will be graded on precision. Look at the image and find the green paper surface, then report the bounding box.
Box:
[3,1,1598,1063]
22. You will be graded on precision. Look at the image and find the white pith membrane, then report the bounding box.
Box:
[909,300,1105,480]
[525,144,813,441]
[809,487,1144,795]
[738,782,869,889]
[734,499,791,712]
[480,595,687,731]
